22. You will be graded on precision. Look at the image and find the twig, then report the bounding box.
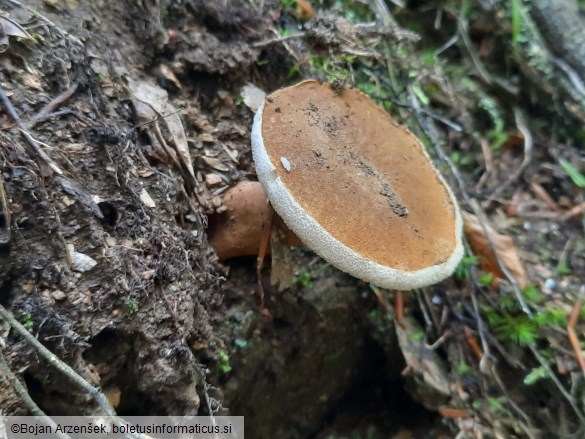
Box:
[529,344,585,425]
[367,0,399,31]
[559,201,585,222]
[1,0,83,45]
[0,174,10,248]
[0,304,141,439]
[252,32,305,48]
[567,286,585,376]
[0,351,72,439]
[489,362,538,438]
[457,3,492,84]
[530,176,560,211]
[491,107,533,197]
[0,304,116,415]
[30,82,79,126]
[0,84,63,177]
[475,138,494,190]
[406,85,532,317]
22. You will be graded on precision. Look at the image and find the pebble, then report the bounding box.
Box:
[51,290,67,301]
[205,173,223,186]
[544,278,556,291]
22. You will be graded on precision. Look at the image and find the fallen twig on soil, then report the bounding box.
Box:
[407,85,532,317]
[2,0,83,45]
[0,351,72,439]
[529,343,585,426]
[30,82,79,126]
[491,107,533,197]
[252,32,305,48]
[0,84,63,177]
[567,286,585,376]
[0,175,10,248]
[0,304,143,439]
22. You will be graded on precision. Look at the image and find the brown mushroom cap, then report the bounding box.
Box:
[251,80,463,289]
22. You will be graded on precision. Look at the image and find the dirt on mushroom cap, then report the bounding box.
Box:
[258,80,461,274]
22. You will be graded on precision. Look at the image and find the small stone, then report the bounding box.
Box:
[71,251,98,272]
[544,278,556,291]
[205,173,223,186]
[62,196,76,207]
[212,196,222,208]
[139,189,156,208]
[51,290,67,301]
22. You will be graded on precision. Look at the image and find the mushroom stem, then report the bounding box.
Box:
[208,181,301,261]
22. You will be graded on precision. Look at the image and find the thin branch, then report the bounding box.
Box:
[0,351,72,439]
[491,107,533,197]
[252,32,305,48]
[567,286,585,376]
[30,82,79,126]
[529,344,585,426]
[406,85,532,317]
[0,304,141,439]
[0,84,63,176]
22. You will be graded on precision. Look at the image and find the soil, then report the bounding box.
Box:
[1,1,584,438]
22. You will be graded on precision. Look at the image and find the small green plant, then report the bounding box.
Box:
[277,26,293,37]
[457,362,473,375]
[293,267,314,289]
[487,396,508,414]
[479,93,508,149]
[124,297,139,315]
[510,0,523,49]
[556,259,571,275]
[218,349,232,374]
[454,255,480,280]
[484,285,568,347]
[21,312,34,330]
[479,272,494,286]
[280,0,297,9]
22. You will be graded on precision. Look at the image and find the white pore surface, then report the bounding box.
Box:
[251,101,464,290]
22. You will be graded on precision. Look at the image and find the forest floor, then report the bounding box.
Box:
[1,0,585,438]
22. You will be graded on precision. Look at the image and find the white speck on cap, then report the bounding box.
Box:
[280,156,292,172]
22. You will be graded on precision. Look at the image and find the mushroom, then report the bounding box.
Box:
[208,180,302,261]
[251,80,463,290]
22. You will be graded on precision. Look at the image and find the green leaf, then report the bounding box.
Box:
[411,83,430,106]
[560,159,585,188]
[479,272,494,286]
[524,366,548,385]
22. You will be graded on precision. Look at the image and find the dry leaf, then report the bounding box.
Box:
[126,78,195,184]
[241,84,266,113]
[0,16,36,52]
[159,64,182,90]
[463,212,527,288]
[296,0,315,20]
[395,316,450,410]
